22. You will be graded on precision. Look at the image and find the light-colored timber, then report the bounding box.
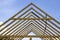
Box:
[0,3,60,40]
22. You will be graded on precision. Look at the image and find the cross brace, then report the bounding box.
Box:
[11,18,52,20]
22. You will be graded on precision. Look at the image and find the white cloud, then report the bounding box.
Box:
[0,22,3,25]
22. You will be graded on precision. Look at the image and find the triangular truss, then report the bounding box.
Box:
[0,3,60,40]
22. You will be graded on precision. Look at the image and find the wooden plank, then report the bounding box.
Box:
[0,35,60,38]
[11,18,52,20]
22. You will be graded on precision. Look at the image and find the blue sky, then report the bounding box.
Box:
[0,0,60,40]
[0,0,60,22]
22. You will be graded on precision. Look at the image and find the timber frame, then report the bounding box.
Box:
[0,3,60,40]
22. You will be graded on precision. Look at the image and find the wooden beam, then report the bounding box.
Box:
[11,18,52,20]
[30,37,32,40]
[50,36,52,40]
[0,35,60,38]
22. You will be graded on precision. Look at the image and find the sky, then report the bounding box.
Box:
[0,0,60,22]
[0,0,60,40]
